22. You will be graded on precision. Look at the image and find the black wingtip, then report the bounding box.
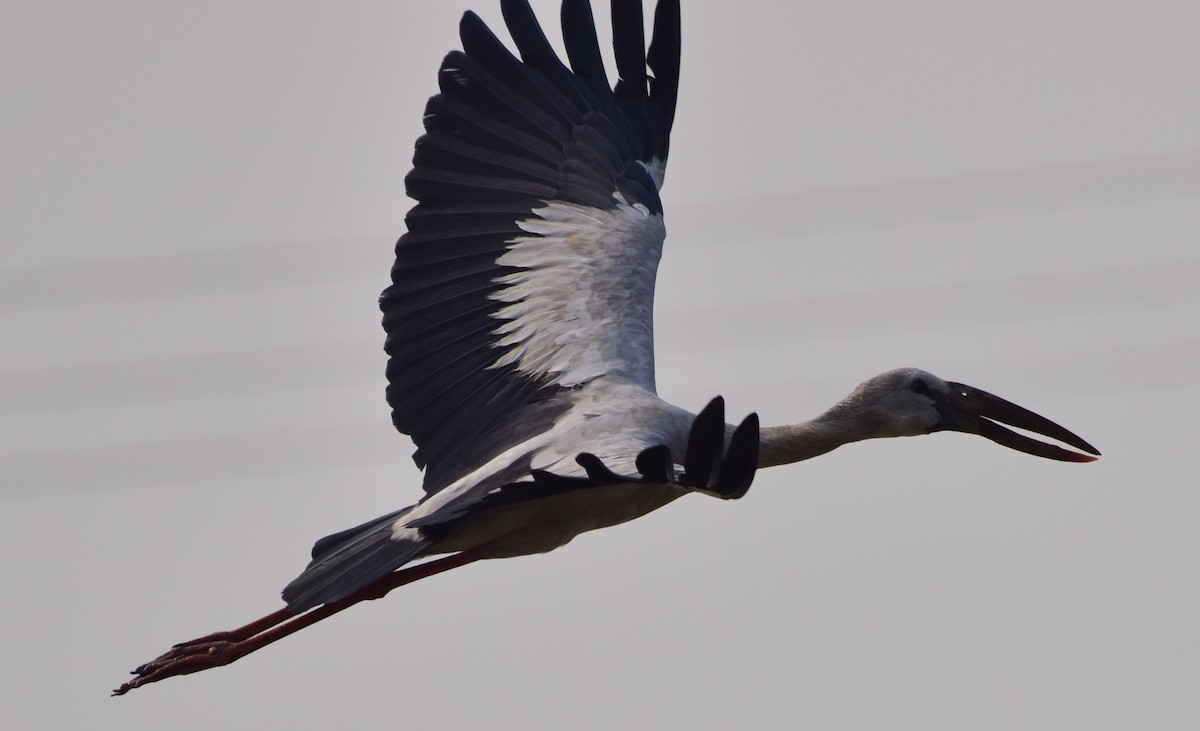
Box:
[646,0,680,133]
[459,9,486,38]
[680,399,760,500]
[562,0,611,99]
[610,0,648,99]
[635,444,675,484]
[715,412,759,499]
[684,396,726,489]
[576,452,625,482]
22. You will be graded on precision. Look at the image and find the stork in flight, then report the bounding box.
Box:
[115,0,1099,695]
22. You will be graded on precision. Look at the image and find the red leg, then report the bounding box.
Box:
[113,551,481,696]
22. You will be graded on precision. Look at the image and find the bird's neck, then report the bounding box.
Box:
[757,409,861,467]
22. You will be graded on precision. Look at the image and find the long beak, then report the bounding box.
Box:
[932,382,1100,462]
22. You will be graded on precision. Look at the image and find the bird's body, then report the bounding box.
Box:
[381,383,696,560]
[115,0,1098,695]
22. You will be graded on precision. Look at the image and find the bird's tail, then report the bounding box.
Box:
[281,507,431,613]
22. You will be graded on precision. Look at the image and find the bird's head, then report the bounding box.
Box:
[832,367,1100,462]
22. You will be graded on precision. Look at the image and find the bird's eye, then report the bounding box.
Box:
[910,379,929,394]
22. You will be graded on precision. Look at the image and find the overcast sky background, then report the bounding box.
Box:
[3,1,1198,728]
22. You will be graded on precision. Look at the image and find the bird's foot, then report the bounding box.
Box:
[113,607,296,696]
[113,636,242,695]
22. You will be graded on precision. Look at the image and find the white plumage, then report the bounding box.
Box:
[490,199,664,388]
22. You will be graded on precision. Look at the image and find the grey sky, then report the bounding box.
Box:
[3,1,1198,729]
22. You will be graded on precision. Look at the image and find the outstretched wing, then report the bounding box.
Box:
[381,0,681,494]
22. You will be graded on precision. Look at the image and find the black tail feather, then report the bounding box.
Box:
[282,509,430,614]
